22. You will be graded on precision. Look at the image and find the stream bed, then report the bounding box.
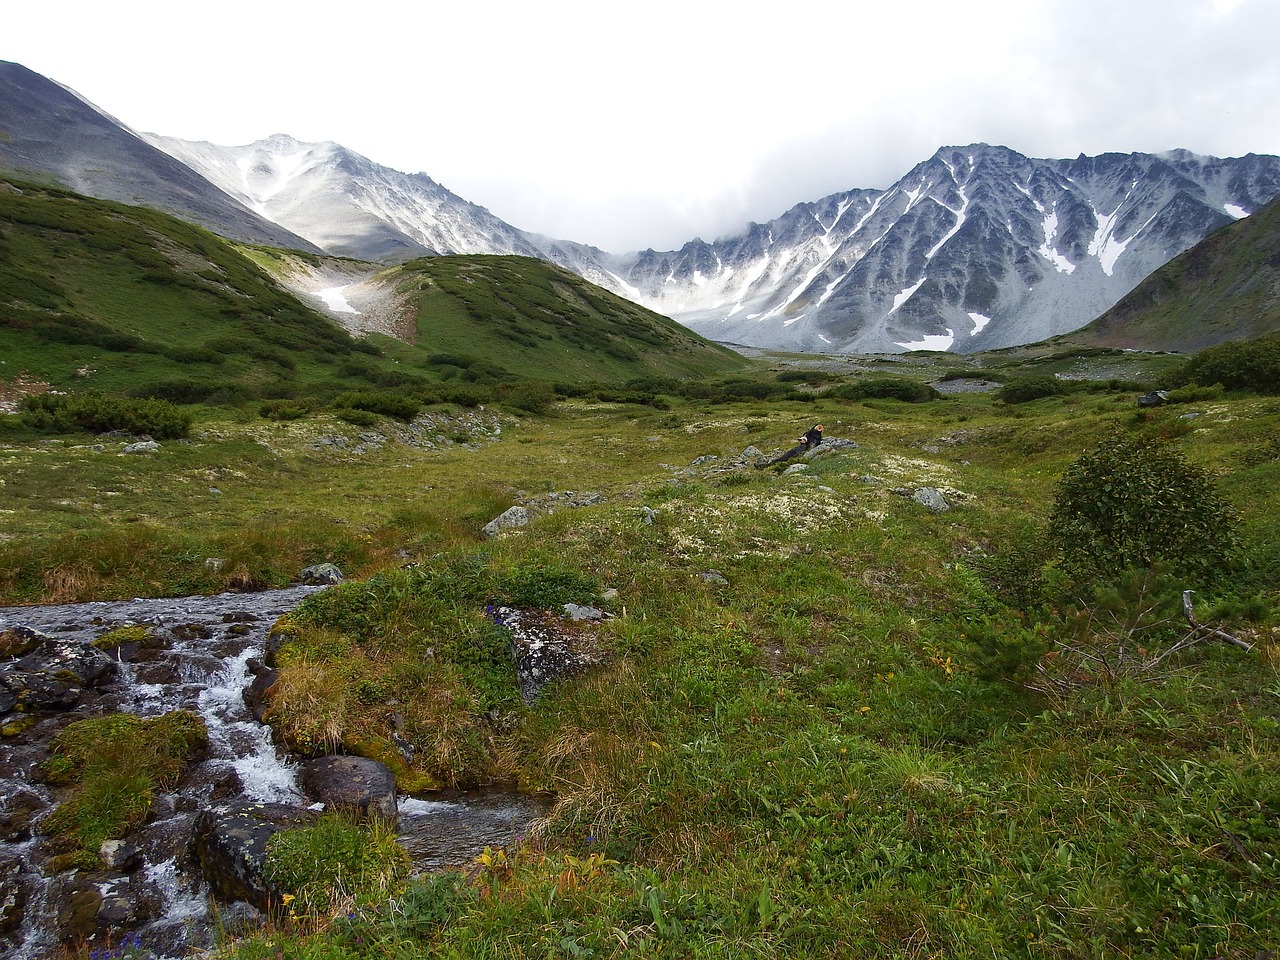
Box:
[0,587,549,959]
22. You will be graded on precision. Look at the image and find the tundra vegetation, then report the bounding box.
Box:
[3,340,1278,960]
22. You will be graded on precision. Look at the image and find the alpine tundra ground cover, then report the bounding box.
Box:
[2,357,1278,958]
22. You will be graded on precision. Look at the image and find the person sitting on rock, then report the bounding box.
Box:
[757,424,823,467]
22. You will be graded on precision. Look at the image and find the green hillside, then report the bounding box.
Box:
[0,178,749,408]
[1062,192,1280,352]
[0,176,388,402]
[383,254,749,382]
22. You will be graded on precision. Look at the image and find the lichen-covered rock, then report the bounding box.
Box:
[481,506,530,538]
[193,803,315,911]
[0,857,26,933]
[492,606,599,703]
[911,487,951,512]
[0,626,45,660]
[299,563,344,586]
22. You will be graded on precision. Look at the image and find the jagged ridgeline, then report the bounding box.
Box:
[0,177,747,402]
[379,254,748,382]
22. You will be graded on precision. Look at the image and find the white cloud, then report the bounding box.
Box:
[6,0,1279,252]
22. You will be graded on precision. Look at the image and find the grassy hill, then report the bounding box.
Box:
[382,254,750,382]
[1060,192,1280,352]
[0,178,749,410]
[0,176,390,403]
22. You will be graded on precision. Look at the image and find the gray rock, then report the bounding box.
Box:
[482,506,530,538]
[194,802,315,911]
[99,839,142,872]
[912,487,951,512]
[699,571,730,587]
[494,606,598,703]
[563,603,607,622]
[300,562,344,585]
[0,857,25,933]
[0,625,45,659]
[741,446,764,459]
[300,755,398,822]
[782,463,808,475]
[122,440,160,454]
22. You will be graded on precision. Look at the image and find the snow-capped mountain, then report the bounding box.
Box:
[142,133,1280,354]
[12,49,1277,356]
[0,61,319,253]
[142,132,625,292]
[611,145,1280,353]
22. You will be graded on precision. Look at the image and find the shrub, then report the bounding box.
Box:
[998,377,1062,404]
[130,378,220,404]
[331,390,423,422]
[1163,335,1280,394]
[496,380,557,414]
[1047,436,1239,583]
[831,378,940,403]
[19,390,192,439]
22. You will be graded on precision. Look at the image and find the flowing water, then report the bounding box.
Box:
[0,587,550,959]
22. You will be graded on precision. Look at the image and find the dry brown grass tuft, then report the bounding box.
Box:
[266,659,349,755]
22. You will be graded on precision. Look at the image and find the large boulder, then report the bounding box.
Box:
[493,606,599,703]
[193,803,315,911]
[14,635,117,686]
[481,506,529,538]
[300,756,397,822]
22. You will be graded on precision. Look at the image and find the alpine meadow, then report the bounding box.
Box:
[3,60,1280,960]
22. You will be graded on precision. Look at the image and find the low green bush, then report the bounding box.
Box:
[997,377,1062,404]
[332,390,423,422]
[1164,334,1280,394]
[19,390,192,438]
[1048,435,1240,583]
[832,377,941,403]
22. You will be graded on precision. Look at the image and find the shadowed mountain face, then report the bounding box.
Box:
[0,61,319,252]
[1064,192,1280,352]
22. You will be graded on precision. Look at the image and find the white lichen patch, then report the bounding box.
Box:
[877,454,956,484]
[662,487,860,559]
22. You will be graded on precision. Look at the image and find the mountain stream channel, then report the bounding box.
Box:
[0,586,552,959]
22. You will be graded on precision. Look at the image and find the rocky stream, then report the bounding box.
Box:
[0,586,550,960]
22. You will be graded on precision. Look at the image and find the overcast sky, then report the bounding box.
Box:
[7,0,1279,252]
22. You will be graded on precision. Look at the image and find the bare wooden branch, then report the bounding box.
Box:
[1181,590,1253,652]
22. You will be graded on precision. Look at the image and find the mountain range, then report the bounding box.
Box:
[4,59,1279,355]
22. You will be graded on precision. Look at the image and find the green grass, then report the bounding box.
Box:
[37,711,208,869]
[6,355,1279,958]
[387,255,751,383]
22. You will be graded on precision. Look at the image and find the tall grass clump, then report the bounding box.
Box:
[38,711,207,868]
[263,812,410,918]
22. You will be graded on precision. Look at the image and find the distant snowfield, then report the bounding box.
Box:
[896,329,955,351]
[314,286,360,314]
